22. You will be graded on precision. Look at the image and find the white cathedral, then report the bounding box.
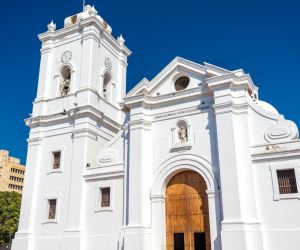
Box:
[12,5,300,250]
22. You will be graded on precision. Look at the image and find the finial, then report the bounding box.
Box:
[84,4,92,12]
[117,34,125,45]
[85,5,98,15]
[47,20,56,32]
[90,5,98,16]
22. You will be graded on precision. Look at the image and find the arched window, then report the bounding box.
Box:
[103,72,111,100]
[60,66,71,96]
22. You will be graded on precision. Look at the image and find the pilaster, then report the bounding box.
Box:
[12,137,43,250]
[122,107,153,250]
[208,77,264,250]
[36,40,54,100]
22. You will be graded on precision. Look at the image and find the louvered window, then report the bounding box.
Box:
[277,169,298,194]
[53,151,61,169]
[48,199,57,220]
[101,188,110,207]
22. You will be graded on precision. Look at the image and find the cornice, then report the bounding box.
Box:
[72,128,99,140]
[27,137,43,146]
[125,87,212,108]
[207,73,251,92]
[34,86,122,112]
[84,167,124,181]
[252,140,300,163]
[128,119,152,131]
[26,105,121,131]
[153,106,208,122]
[38,16,131,57]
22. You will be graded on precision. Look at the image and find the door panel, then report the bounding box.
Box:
[166,171,210,250]
[174,233,185,250]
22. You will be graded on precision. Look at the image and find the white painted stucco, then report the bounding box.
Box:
[12,5,300,250]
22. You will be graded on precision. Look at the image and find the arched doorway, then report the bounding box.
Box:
[166,170,211,250]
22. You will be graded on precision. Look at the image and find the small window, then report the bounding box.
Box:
[175,76,190,91]
[277,169,298,194]
[53,151,61,169]
[101,187,110,207]
[48,199,57,220]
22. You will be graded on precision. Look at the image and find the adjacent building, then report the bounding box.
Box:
[0,150,25,194]
[12,5,300,250]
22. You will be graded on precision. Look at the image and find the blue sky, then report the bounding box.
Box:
[0,0,299,164]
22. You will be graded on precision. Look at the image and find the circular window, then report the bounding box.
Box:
[175,76,190,91]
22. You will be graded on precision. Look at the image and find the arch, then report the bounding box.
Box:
[100,68,114,101]
[151,154,221,250]
[58,63,75,96]
[152,154,217,196]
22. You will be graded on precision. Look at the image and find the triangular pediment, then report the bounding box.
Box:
[126,57,233,98]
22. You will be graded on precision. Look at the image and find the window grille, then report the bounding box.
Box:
[277,169,298,194]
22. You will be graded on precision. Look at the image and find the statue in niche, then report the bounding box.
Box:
[60,66,71,96]
[178,125,187,143]
[60,78,70,96]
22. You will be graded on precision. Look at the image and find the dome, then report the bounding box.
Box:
[257,100,279,115]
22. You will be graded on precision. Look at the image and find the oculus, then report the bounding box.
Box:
[175,76,190,91]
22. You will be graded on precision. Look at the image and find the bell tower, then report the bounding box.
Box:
[12,5,131,250]
[33,5,131,122]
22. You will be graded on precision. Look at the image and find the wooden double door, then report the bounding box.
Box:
[166,171,210,250]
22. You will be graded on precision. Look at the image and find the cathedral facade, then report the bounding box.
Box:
[12,5,300,250]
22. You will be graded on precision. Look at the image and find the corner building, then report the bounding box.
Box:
[12,5,300,250]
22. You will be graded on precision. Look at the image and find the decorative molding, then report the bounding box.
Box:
[150,194,166,203]
[73,128,98,140]
[264,119,299,143]
[27,137,43,146]
[251,140,300,163]
[128,119,152,130]
[170,143,192,152]
[97,150,117,167]
[84,169,124,181]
